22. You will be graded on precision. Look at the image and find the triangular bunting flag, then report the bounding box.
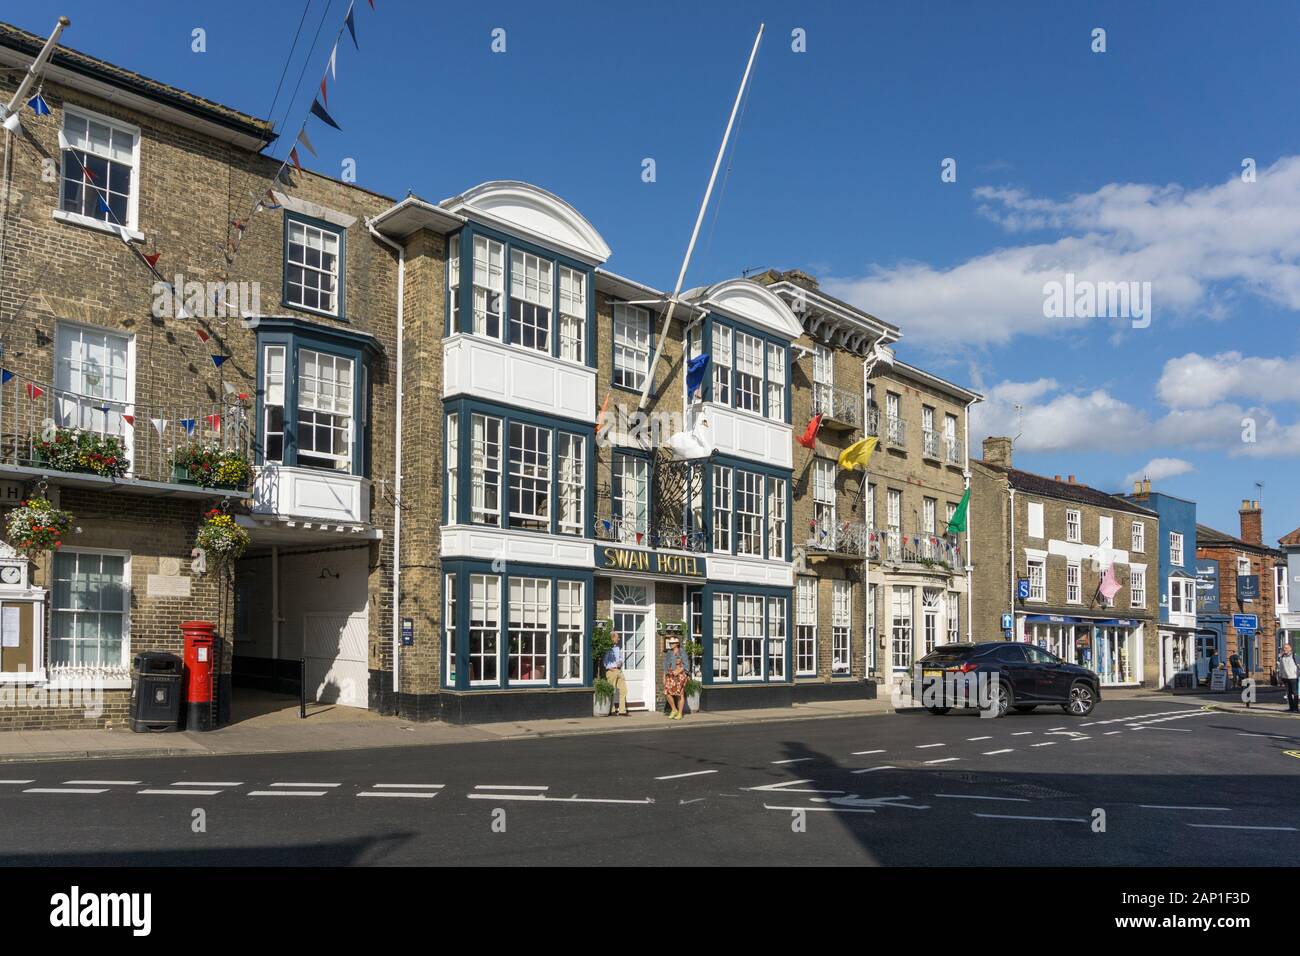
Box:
[151,418,168,438]
[296,127,317,157]
[262,190,281,210]
[143,251,161,269]
[1,369,12,384]
[328,43,337,80]
[204,414,222,433]
[290,147,302,173]
[29,93,50,116]
[310,97,341,130]
[594,391,611,433]
[635,531,644,545]
[25,383,43,400]
[180,419,196,436]
[195,328,209,343]
[345,1,359,49]
[57,129,70,151]
[275,164,294,187]
[368,0,375,8]
[796,413,823,449]
[96,195,112,217]
[122,414,134,427]
[211,355,229,368]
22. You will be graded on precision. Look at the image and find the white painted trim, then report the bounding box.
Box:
[61,103,141,232]
[272,190,358,229]
[51,209,144,242]
[440,525,595,569]
[689,278,803,340]
[442,181,611,264]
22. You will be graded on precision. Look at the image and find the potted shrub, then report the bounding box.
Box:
[172,443,253,490]
[684,677,702,715]
[195,508,250,567]
[33,428,129,478]
[5,497,73,557]
[592,677,614,717]
[591,618,614,673]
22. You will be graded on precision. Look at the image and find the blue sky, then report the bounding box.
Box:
[11,0,1300,541]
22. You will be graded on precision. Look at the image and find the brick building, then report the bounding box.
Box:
[1195,501,1284,681]
[970,438,1160,687]
[0,22,400,729]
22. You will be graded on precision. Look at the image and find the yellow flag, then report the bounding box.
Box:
[837,436,878,472]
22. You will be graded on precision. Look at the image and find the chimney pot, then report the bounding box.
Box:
[1068,475,1075,484]
[1239,499,1263,546]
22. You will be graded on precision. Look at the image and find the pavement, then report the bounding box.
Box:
[1,695,1296,866]
[0,689,894,763]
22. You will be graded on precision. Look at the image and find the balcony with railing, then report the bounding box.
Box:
[0,381,253,498]
[594,513,709,553]
[874,528,963,570]
[885,415,906,449]
[922,427,940,460]
[812,383,863,433]
[805,519,870,559]
[944,435,964,467]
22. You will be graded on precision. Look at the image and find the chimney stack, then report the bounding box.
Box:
[1067,475,1076,484]
[1143,478,1151,495]
[1132,480,1142,495]
[1240,499,1262,546]
[983,436,1013,470]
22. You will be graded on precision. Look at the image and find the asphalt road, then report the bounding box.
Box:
[2,697,1297,866]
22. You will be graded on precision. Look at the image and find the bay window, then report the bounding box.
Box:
[446,413,458,522]
[557,433,584,536]
[508,576,550,683]
[508,249,552,353]
[712,466,732,552]
[765,342,786,421]
[262,344,286,462]
[448,234,460,328]
[736,470,762,555]
[556,580,584,683]
[735,594,764,679]
[469,573,501,685]
[470,413,503,525]
[734,331,762,412]
[473,235,505,338]
[297,349,353,471]
[712,325,732,404]
[444,574,457,686]
[508,422,550,531]
[558,265,586,362]
[768,596,787,680]
[1170,576,1193,615]
[712,592,732,681]
[766,477,786,560]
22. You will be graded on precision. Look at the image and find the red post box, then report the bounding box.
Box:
[181,620,215,732]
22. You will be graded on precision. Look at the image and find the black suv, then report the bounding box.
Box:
[914,642,1101,718]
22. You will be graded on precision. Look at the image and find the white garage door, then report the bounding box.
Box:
[304,612,369,708]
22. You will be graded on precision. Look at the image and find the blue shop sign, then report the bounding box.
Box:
[1237,575,1261,601]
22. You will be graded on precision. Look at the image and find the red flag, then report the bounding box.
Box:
[195,328,210,343]
[594,391,611,433]
[142,251,161,269]
[204,413,222,433]
[319,76,328,107]
[25,383,43,400]
[635,531,644,545]
[82,165,95,183]
[290,147,302,173]
[122,414,134,427]
[796,413,823,449]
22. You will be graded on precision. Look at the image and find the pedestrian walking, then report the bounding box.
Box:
[1279,644,1299,713]
[1229,651,1246,689]
[603,632,629,716]
[663,636,689,720]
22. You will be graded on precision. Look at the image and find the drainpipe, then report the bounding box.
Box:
[963,398,974,640]
[1008,486,1017,638]
[366,218,405,709]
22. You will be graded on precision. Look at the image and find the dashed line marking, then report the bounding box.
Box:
[371,784,445,790]
[1011,732,1033,737]
[24,787,107,794]
[975,813,1089,823]
[771,757,815,765]
[764,804,876,814]
[916,743,945,749]
[139,789,223,796]
[358,791,439,799]
[0,779,35,785]
[173,781,242,787]
[1104,731,1123,736]
[934,793,1029,802]
[269,782,340,788]
[64,780,140,786]
[474,784,548,791]
[466,793,652,805]
[851,765,897,774]
[1031,742,1057,747]
[1140,804,1230,812]
[924,757,960,765]
[655,770,718,781]
[982,749,1014,755]
[248,790,329,797]
[1187,823,1298,832]
[851,749,886,755]
[967,736,992,741]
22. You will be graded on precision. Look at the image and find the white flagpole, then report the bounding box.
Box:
[636,22,765,412]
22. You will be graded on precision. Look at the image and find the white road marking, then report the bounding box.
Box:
[371,784,445,790]
[64,780,140,786]
[745,779,843,794]
[1104,731,1123,736]
[474,784,548,791]
[0,779,35,785]
[174,782,242,787]
[24,787,108,794]
[1187,823,1298,832]
[851,765,897,774]
[139,789,223,796]
[934,793,1029,802]
[1140,805,1230,812]
[823,794,929,810]
[975,813,1089,823]
[771,757,815,765]
[982,749,1014,755]
[1132,726,1192,732]
[851,749,886,755]
[1012,731,1033,736]
[966,736,992,741]
[269,782,340,788]
[466,793,652,805]
[358,791,439,799]
[1068,736,1092,741]
[1238,733,1291,739]
[654,770,718,781]
[1031,742,1056,747]
[1078,722,1098,727]
[916,743,945,749]
[1048,726,1067,731]
[764,803,876,814]
[924,757,960,764]
[248,790,329,797]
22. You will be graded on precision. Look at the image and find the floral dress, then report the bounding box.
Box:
[663,649,689,696]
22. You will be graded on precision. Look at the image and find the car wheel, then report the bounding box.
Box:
[982,680,1012,718]
[1062,682,1096,717]
[927,707,950,715]
[1013,705,1036,713]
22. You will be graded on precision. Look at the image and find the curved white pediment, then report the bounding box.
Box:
[441,181,611,264]
[690,278,803,340]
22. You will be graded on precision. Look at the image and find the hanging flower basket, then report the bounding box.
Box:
[5,497,73,556]
[171,443,253,490]
[33,428,129,478]
[195,508,250,565]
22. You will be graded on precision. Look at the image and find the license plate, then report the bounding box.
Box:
[922,669,942,681]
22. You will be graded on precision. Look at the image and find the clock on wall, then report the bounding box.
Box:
[0,563,25,587]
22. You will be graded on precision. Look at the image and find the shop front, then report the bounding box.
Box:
[1023,614,1145,687]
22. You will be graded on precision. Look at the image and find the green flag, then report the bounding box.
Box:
[946,487,970,535]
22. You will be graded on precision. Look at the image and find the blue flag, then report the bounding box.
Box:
[96,195,112,217]
[345,1,359,49]
[211,355,229,368]
[685,353,710,397]
[28,93,50,116]
[310,96,341,130]
[180,419,196,435]
[0,369,12,384]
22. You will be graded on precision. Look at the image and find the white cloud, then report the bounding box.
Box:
[1157,351,1300,409]
[1124,458,1195,486]
[824,156,1300,346]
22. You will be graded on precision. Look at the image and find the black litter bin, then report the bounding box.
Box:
[130,651,184,733]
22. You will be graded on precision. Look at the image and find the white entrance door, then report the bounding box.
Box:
[612,581,655,710]
[304,611,369,708]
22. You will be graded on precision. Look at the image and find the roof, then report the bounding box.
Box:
[1280,526,1300,548]
[975,460,1157,517]
[1196,523,1282,556]
[0,20,274,147]
[886,359,982,405]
